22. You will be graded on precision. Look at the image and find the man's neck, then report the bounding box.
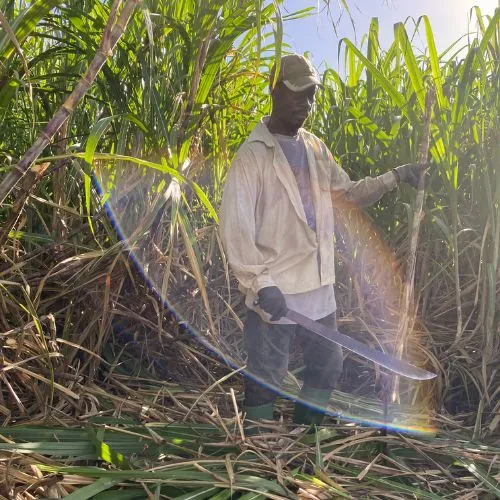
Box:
[266,115,299,136]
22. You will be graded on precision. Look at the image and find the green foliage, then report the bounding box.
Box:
[314,8,499,438]
[1,421,499,497]
[0,1,499,497]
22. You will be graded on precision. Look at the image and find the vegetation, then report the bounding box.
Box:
[0,0,499,498]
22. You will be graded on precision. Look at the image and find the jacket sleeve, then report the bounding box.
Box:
[322,146,397,208]
[219,147,276,294]
[331,163,397,208]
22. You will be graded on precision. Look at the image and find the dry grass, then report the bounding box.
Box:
[1,220,499,498]
[0,3,498,497]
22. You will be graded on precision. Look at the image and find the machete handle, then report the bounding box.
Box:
[253,298,290,322]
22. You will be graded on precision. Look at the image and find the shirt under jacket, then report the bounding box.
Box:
[219,117,397,320]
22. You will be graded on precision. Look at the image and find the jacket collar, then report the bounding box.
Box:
[248,116,306,147]
[247,117,320,233]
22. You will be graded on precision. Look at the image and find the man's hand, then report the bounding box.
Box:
[393,163,429,189]
[257,286,288,321]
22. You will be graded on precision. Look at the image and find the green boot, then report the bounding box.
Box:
[293,386,331,426]
[243,403,274,436]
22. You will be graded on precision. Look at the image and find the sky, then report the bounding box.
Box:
[280,0,499,71]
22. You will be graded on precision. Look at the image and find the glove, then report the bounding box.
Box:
[257,286,288,321]
[393,163,429,189]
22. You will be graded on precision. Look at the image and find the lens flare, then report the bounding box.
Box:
[93,162,436,436]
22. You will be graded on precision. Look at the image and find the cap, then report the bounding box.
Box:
[270,54,322,92]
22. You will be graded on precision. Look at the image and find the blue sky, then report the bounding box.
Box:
[281,0,499,71]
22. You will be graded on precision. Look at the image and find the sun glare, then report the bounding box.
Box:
[466,0,499,15]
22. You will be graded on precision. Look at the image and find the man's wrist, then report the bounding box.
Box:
[392,167,401,184]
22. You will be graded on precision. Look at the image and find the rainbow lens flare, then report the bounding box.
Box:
[93,162,437,436]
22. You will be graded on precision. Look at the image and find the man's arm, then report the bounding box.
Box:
[219,148,276,294]
[326,150,427,209]
[330,162,398,209]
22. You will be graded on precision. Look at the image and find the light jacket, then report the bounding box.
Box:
[219,117,397,301]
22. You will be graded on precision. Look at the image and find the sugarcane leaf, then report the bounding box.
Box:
[92,490,146,500]
[330,463,443,499]
[84,115,116,233]
[315,430,322,468]
[62,478,119,500]
[210,488,236,499]
[88,429,129,468]
[0,0,64,61]
[173,487,222,500]
[339,38,419,124]
[394,22,425,112]
[189,180,218,222]
[237,493,266,500]
[421,15,446,110]
[366,17,379,96]
[455,457,500,496]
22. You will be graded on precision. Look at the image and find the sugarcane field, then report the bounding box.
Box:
[0,0,499,498]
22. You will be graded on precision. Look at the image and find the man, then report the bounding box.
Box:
[219,54,427,428]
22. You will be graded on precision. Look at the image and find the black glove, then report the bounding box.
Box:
[257,286,288,321]
[393,163,429,189]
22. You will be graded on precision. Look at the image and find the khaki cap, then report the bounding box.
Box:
[270,54,322,92]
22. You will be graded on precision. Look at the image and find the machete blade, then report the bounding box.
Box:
[286,309,436,381]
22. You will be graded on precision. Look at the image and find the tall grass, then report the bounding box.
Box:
[311,7,499,432]
[0,0,499,497]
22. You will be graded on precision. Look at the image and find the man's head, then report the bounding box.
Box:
[268,54,322,134]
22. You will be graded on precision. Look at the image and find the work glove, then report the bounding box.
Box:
[393,163,429,189]
[257,286,288,321]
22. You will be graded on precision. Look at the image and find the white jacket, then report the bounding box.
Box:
[219,117,397,301]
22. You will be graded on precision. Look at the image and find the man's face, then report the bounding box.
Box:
[271,82,317,130]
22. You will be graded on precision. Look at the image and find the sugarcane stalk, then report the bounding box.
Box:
[0,162,50,246]
[391,87,436,402]
[0,0,139,211]
[176,26,215,153]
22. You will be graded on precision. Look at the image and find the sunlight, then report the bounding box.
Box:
[1,1,498,496]
[468,0,499,14]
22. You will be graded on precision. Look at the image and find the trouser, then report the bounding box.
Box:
[243,309,343,422]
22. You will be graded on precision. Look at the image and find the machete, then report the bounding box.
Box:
[286,308,436,381]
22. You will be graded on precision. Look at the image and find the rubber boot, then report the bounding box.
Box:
[243,403,274,436]
[293,386,331,426]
